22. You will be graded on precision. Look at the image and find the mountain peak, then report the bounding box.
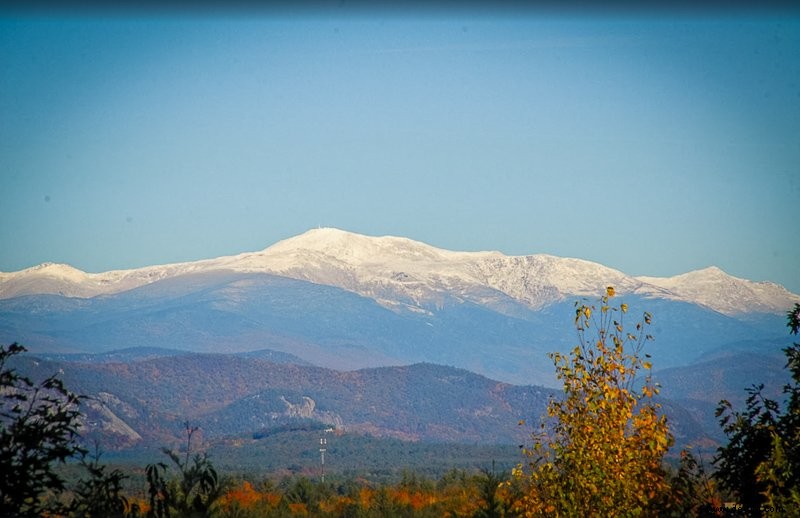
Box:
[686,265,728,277]
[286,227,359,242]
[271,227,382,251]
[697,265,724,273]
[642,265,747,285]
[637,266,799,315]
[24,262,87,280]
[265,227,459,265]
[0,262,94,299]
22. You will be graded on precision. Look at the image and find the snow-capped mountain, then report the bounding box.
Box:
[0,260,209,300]
[1,228,797,317]
[637,266,798,316]
[1,228,798,386]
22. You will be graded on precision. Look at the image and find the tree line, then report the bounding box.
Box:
[1,293,798,516]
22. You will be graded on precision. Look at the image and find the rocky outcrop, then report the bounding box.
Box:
[81,396,142,447]
[280,395,343,430]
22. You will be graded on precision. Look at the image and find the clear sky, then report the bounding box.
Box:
[1,5,798,293]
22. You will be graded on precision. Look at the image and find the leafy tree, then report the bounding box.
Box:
[0,342,86,517]
[369,486,413,517]
[284,476,320,511]
[713,385,778,511]
[665,449,722,517]
[514,288,673,516]
[146,422,221,517]
[68,443,132,517]
[714,303,800,513]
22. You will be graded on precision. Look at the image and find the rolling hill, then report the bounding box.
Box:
[6,348,734,460]
[8,351,550,447]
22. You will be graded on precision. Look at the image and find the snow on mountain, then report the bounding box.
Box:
[207,228,653,313]
[0,259,212,300]
[0,263,99,299]
[637,266,800,316]
[1,228,797,317]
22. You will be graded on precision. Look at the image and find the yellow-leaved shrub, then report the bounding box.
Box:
[514,287,673,517]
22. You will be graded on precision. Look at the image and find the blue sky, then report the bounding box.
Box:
[1,7,799,293]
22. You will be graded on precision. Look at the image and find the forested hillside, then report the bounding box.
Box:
[9,352,551,447]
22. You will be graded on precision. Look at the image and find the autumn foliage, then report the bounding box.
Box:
[514,287,674,516]
[213,471,504,517]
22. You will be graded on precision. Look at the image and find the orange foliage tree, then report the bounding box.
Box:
[218,480,263,512]
[514,287,673,516]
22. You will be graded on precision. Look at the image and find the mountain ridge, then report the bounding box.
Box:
[10,349,724,450]
[2,228,797,316]
[636,266,798,315]
[8,351,552,446]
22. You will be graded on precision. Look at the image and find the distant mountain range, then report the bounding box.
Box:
[8,349,730,454]
[2,228,796,316]
[7,352,550,447]
[2,228,796,460]
[1,228,796,386]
